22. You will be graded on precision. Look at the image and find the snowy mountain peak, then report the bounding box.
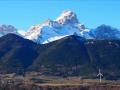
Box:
[25,10,91,44]
[56,10,79,24]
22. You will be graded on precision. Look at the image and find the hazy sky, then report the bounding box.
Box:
[0,0,120,31]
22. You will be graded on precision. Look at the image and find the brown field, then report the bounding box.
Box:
[0,73,120,90]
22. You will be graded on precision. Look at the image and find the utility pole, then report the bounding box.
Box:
[97,69,103,83]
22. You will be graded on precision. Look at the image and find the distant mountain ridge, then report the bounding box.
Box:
[0,24,19,37]
[90,24,120,40]
[0,11,120,44]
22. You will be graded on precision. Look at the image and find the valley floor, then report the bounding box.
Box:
[0,73,120,90]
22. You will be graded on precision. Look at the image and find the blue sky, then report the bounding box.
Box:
[0,0,120,31]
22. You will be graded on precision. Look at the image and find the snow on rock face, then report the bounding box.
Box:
[25,10,91,44]
[18,30,26,36]
[42,35,68,44]
[0,25,18,36]
[56,10,79,24]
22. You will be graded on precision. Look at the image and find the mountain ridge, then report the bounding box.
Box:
[0,33,120,80]
[0,11,120,44]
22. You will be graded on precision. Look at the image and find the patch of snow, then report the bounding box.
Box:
[18,30,26,36]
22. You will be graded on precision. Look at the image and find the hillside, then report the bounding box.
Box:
[0,34,120,80]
